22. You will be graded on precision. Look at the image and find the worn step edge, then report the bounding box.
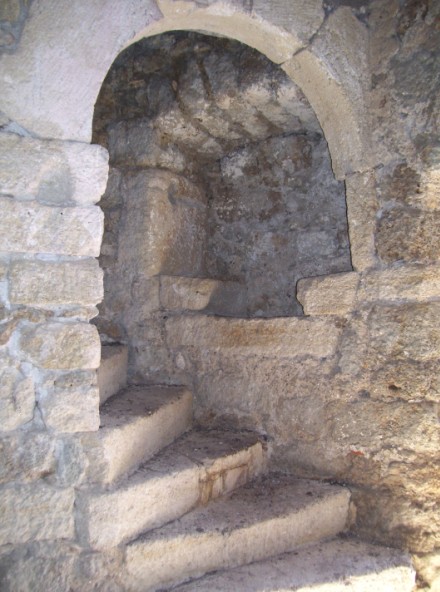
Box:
[172,537,415,592]
[80,385,193,486]
[97,344,128,405]
[77,429,268,550]
[125,476,351,592]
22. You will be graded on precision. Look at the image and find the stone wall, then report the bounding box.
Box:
[93,32,351,382]
[0,0,439,589]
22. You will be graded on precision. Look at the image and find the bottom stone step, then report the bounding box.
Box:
[125,475,351,592]
[173,537,415,592]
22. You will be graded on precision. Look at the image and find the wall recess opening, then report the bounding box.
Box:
[92,31,353,382]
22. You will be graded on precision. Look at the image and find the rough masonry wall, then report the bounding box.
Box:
[0,1,438,589]
[94,32,350,368]
[162,4,440,585]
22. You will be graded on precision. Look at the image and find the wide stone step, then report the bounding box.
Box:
[80,385,193,485]
[125,475,351,592]
[172,537,415,592]
[77,428,267,550]
[97,344,128,405]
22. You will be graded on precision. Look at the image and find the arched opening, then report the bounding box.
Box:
[92,31,353,383]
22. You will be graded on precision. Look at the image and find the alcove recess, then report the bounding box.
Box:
[92,31,352,383]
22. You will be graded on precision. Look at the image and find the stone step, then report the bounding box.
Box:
[77,428,267,550]
[97,344,128,405]
[172,537,415,592]
[125,474,351,592]
[80,385,193,486]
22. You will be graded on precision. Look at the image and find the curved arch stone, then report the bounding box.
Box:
[0,0,370,178]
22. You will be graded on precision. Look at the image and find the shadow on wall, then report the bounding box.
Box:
[92,31,353,345]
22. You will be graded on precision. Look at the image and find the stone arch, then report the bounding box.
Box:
[0,0,370,180]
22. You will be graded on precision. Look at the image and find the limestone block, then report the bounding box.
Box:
[368,302,440,362]
[151,1,300,64]
[376,206,440,263]
[108,119,187,172]
[251,0,324,46]
[0,197,103,257]
[98,345,128,405]
[0,0,162,141]
[0,483,74,545]
[118,170,207,277]
[0,359,35,431]
[19,322,101,370]
[154,108,224,160]
[39,371,100,433]
[159,276,242,312]
[173,539,415,592]
[0,541,79,592]
[345,171,379,270]
[166,315,341,358]
[0,133,108,205]
[360,264,440,303]
[0,431,56,484]
[297,272,360,315]
[282,8,370,179]
[9,259,103,307]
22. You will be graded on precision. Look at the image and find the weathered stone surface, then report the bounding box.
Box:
[0,133,108,205]
[0,431,56,484]
[0,359,35,431]
[173,538,415,592]
[0,483,74,545]
[166,315,342,358]
[376,206,440,263]
[81,386,193,486]
[125,476,350,591]
[345,170,379,270]
[0,197,103,257]
[115,170,207,277]
[159,276,246,315]
[38,371,100,433]
[19,322,101,370]
[78,430,266,550]
[0,0,162,141]
[9,259,103,307]
[0,541,79,592]
[367,302,440,362]
[252,0,324,45]
[282,7,370,179]
[297,272,359,315]
[108,119,187,172]
[151,0,300,64]
[359,263,440,303]
[412,551,440,592]
[98,345,128,405]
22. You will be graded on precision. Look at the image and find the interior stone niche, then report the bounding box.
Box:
[93,31,352,380]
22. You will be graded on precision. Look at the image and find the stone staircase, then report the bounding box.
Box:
[75,344,415,592]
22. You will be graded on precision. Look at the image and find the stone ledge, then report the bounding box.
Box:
[166,315,342,358]
[159,276,246,315]
[297,264,440,316]
[0,133,108,205]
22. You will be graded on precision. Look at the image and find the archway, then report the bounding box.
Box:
[92,31,353,385]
